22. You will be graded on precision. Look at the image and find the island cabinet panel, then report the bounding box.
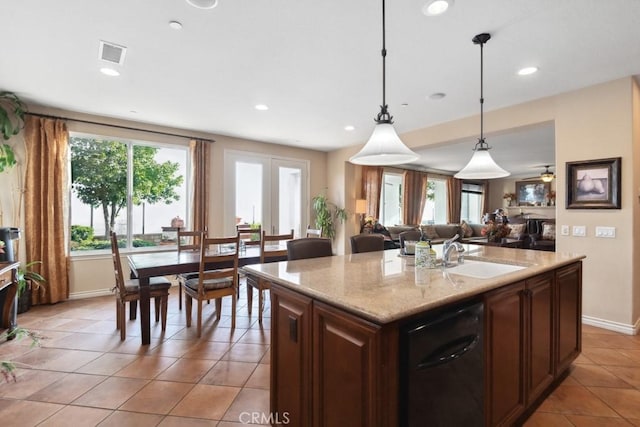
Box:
[525,272,555,405]
[555,262,582,375]
[270,285,313,427]
[312,301,381,427]
[485,281,526,427]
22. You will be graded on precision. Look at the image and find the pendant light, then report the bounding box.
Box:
[349,0,419,166]
[540,165,555,182]
[455,33,510,179]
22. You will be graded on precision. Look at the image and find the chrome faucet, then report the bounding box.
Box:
[442,234,465,268]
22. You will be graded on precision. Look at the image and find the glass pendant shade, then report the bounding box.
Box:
[349,123,419,166]
[186,0,218,9]
[454,147,510,179]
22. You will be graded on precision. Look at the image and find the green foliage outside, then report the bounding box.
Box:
[71,225,94,242]
[70,137,184,239]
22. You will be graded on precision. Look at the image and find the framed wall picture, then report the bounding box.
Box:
[566,157,621,209]
[516,180,551,206]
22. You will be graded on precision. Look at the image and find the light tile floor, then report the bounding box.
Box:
[1,282,639,426]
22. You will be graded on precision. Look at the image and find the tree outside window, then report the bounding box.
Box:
[70,136,186,251]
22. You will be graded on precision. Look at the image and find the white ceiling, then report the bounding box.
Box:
[2,0,640,176]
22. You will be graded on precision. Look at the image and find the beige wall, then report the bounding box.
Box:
[330,77,639,332]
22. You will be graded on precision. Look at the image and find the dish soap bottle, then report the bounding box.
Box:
[415,241,429,269]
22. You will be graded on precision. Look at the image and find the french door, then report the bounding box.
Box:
[224,150,308,237]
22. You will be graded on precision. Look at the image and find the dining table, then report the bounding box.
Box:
[127,244,286,345]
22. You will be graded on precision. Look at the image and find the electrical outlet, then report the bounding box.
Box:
[572,225,586,237]
[561,225,569,236]
[595,226,616,238]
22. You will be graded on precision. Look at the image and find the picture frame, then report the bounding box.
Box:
[515,180,551,206]
[566,157,621,209]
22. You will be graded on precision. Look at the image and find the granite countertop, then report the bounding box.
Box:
[241,245,585,325]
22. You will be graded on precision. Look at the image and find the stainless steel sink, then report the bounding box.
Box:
[444,259,526,279]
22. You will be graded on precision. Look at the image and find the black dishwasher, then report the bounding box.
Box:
[400,300,484,427]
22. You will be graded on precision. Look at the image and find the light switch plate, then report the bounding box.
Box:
[572,225,586,237]
[595,226,616,238]
[561,225,569,236]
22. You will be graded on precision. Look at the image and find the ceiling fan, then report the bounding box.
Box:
[520,165,556,182]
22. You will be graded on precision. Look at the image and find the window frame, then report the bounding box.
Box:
[68,131,191,256]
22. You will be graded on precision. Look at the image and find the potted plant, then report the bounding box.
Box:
[17,261,45,314]
[0,91,27,173]
[312,192,347,239]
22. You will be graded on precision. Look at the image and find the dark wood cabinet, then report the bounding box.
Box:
[525,273,555,404]
[270,261,582,427]
[312,301,381,427]
[0,262,19,339]
[556,262,582,374]
[270,285,313,426]
[485,281,526,427]
[485,266,580,426]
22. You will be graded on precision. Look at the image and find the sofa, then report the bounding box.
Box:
[387,220,530,246]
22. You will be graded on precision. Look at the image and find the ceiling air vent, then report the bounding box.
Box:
[99,40,127,65]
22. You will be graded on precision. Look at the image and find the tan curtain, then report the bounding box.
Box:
[402,170,428,225]
[447,176,462,224]
[360,166,383,219]
[24,116,69,304]
[189,139,211,232]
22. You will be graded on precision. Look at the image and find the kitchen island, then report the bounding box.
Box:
[242,245,584,426]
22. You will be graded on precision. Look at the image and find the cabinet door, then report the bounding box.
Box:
[485,281,526,427]
[270,284,312,427]
[525,273,554,404]
[556,262,582,374]
[313,301,380,427]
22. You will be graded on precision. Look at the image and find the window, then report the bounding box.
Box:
[421,178,447,224]
[69,133,188,252]
[379,172,403,226]
[460,182,484,224]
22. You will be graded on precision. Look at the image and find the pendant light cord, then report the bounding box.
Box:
[479,40,484,142]
[376,0,392,124]
[472,33,491,150]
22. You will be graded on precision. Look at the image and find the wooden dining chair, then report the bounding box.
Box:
[236,223,262,246]
[350,233,385,253]
[305,226,322,238]
[183,234,240,337]
[176,229,205,310]
[247,229,293,324]
[287,237,333,260]
[110,232,170,341]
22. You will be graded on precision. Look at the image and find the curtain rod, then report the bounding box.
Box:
[26,112,215,143]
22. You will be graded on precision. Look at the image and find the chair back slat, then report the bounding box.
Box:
[110,232,126,295]
[237,224,261,246]
[305,227,322,238]
[350,233,385,253]
[261,229,294,263]
[178,229,205,252]
[197,235,240,295]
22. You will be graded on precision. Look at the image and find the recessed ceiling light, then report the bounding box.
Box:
[344,125,355,131]
[186,0,218,9]
[100,67,120,77]
[517,66,538,76]
[428,92,446,100]
[168,20,183,30]
[422,0,453,16]
[401,103,409,107]
[255,104,269,111]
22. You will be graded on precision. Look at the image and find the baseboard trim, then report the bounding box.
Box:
[582,315,640,336]
[68,289,113,300]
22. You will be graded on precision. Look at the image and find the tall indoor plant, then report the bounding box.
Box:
[312,193,347,239]
[0,91,27,173]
